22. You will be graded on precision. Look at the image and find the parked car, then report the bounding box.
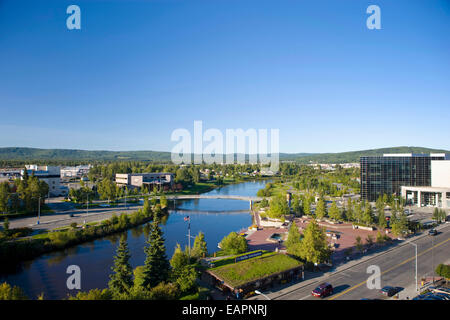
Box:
[428,229,438,236]
[312,283,333,298]
[380,286,402,297]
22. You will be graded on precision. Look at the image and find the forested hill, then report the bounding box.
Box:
[285,146,450,164]
[0,146,448,166]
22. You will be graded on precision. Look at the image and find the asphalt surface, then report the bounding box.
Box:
[251,223,450,300]
[8,198,144,231]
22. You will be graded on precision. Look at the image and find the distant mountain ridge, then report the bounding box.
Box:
[0,146,448,164]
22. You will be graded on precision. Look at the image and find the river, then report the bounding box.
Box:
[0,180,267,299]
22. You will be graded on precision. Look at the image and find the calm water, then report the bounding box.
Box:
[0,180,267,299]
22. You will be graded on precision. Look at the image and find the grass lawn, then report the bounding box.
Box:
[210,253,302,288]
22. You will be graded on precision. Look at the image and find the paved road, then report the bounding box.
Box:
[8,201,144,231]
[250,223,450,300]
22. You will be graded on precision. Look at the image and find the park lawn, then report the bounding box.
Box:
[210,253,302,288]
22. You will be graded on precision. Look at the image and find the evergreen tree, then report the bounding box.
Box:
[108,235,133,298]
[191,232,208,258]
[285,222,301,250]
[142,221,170,289]
[363,203,374,225]
[303,196,311,216]
[315,198,327,220]
[298,219,330,264]
[0,182,9,214]
[346,198,354,221]
[328,201,341,221]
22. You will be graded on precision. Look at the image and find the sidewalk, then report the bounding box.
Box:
[248,222,450,300]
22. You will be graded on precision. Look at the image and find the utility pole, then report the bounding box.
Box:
[37,196,41,225]
[86,192,89,217]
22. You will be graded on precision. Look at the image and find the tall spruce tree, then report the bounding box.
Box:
[108,235,133,298]
[142,221,170,289]
[315,198,327,220]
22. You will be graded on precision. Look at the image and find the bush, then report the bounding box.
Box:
[435,264,450,279]
[149,282,180,300]
[0,282,28,300]
[219,232,248,255]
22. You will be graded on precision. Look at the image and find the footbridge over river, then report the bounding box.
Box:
[154,194,263,210]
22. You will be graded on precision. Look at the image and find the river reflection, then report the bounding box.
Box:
[0,180,267,299]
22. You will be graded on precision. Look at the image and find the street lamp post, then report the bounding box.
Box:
[409,242,418,293]
[254,290,271,300]
[37,196,41,225]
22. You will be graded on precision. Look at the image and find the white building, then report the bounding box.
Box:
[22,165,63,197]
[61,165,92,178]
[401,159,450,209]
[115,173,174,189]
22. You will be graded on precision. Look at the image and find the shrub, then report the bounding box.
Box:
[219,232,248,255]
[435,264,450,279]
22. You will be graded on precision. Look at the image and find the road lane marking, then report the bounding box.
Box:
[327,236,450,300]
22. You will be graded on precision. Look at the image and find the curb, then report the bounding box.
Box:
[257,223,450,300]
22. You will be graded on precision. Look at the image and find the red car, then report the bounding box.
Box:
[312,283,333,298]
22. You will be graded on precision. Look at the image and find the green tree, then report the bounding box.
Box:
[170,243,190,276]
[142,221,170,289]
[363,202,374,225]
[0,182,9,214]
[268,195,289,219]
[377,201,387,229]
[315,198,327,220]
[0,282,28,300]
[160,194,168,209]
[354,236,363,253]
[175,265,198,294]
[298,219,330,264]
[142,196,152,217]
[328,201,341,221]
[376,231,385,245]
[191,232,208,258]
[302,196,311,216]
[219,232,248,255]
[68,288,112,300]
[3,217,9,231]
[108,235,133,298]
[291,196,302,216]
[391,212,408,237]
[285,222,301,251]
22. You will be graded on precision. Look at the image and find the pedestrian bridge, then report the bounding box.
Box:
[158,194,263,209]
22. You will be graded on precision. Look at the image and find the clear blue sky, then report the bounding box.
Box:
[1,0,449,153]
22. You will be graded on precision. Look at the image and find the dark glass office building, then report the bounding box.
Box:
[360,154,446,202]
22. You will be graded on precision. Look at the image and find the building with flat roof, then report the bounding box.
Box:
[61,165,92,178]
[115,172,174,189]
[401,160,450,208]
[360,153,450,203]
[22,165,64,197]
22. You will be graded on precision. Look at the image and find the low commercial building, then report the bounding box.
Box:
[115,172,174,189]
[401,160,450,208]
[61,165,92,178]
[22,165,63,197]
